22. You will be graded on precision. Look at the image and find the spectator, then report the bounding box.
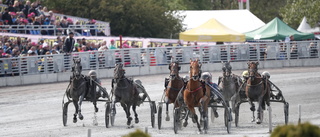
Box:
[108,39,117,49]
[22,1,31,17]
[8,3,15,12]
[27,45,38,55]
[122,40,131,48]
[39,42,49,55]
[2,8,13,25]
[13,1,21,12]
[48,10,55,22]
[63,32,75,53]
[5,0,15,5]
[52,42,60,54]
[177,40,183,46]
[87,19,97,36]
[28,3,37,16]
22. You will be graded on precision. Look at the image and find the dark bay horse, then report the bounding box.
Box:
[183,59,210,133]
[112,63,140,128]
[68,58,99,123]
[218,61,242,113]
[164,61,185,121]
[246,61,270,124]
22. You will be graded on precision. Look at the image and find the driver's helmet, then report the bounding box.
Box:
[183,75,190,82]
[242,70,249,78]
[262,71,270,79]
[200,72,212,82]
[88,70,97,79]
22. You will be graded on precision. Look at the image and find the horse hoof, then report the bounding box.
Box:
[214,111,219,118]
[251,119,255,122]
[165,116,170,121]
[135,118,139,124]
[256,118,262,124]
[127,117,132,126]
[183,121,188,127]
[95,107,99,112]
[79,115,84,120]
[73,118,77,123]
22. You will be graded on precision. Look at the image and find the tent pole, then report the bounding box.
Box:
[247,0,250,11]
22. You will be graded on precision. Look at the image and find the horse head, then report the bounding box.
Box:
[247,61,259,81]
[222,61,232,77]
[168,61,181,80]
[190,58,202,81]
[72,58,82,78]
[114,63,125,81]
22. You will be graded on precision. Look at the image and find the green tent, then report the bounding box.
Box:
[245,17,314,41]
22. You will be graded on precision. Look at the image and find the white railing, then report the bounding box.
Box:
[0,24,108,36]
[0,41,319,77]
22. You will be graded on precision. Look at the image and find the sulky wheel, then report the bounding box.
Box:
[150,102,156,128]
[173,108,180,134]
[62,102,69,126]
[110,102,116,126]
[284,102,289,125]
[105,103,111,128]
[157,103,163,130]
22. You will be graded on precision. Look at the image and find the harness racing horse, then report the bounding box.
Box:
[218,61,242,114]
[68,58,99,123]
[112,63,140,128]
[246,61,270,124]
[164,61,185,121]
[183,59,210,133]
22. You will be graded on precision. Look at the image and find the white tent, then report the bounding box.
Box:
[297,17,320,33]
[178,10,265,33]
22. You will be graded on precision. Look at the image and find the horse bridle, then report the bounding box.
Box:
[72,60,83,80]
[222,65,232,77]
[169,62,181,80]
[190,62,202,81]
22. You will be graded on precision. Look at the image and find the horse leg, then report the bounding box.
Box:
[77,91,86,120]
[189,105,202,133]
[72,100,79,123]
[121,103,132,127]
[132,105,139,124]
[183,109,189,127]
[165,101,170,121]
[92,86,99,112]
[256,96,264,124]
[248,99,255,122]
[199,98,209,133]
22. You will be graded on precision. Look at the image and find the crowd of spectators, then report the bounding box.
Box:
[0,34,120,58]
[0,0,105,36]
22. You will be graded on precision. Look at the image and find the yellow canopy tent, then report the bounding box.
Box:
[179,18,245,42]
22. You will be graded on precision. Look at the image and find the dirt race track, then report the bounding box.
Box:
[1,66,320,137]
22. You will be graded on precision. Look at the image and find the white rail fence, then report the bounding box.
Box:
[0,41,319,77]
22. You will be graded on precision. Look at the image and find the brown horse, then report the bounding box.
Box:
[164,61,185,121]
[183,59,210,133]
[245,61,270,124]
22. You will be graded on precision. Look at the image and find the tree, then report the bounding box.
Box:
[43,0,184,38]
[250,0,287,23]
[280,0,320,29]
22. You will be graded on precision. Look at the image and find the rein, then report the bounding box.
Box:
[167,76,183,91]
[187,85,202,93]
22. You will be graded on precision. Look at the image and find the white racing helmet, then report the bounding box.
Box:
[262,71,270,79]
[200,72,212,82]
[88,70,97,79]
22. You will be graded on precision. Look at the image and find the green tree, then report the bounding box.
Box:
[250,0,287,23]
[280,0,320,28]
[43,0,184,38]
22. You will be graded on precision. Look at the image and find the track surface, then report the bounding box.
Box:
[1,66,320,137]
